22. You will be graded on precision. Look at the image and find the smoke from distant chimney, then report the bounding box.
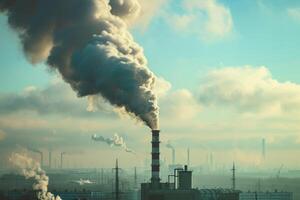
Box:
[166,141,175,165]
[9,153,61,200]
[0,0,159,129]
[92,133,134,153]
[27,147,43,167]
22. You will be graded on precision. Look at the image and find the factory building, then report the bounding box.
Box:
[239,191,293,200]
[141,130,239,200]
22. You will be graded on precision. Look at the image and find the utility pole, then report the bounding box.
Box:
[232,162,236,190]
[113,159,120,200]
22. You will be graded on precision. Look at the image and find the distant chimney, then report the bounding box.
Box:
[187,148,190,166]
[172,149,175,165]
[39,152,43,168]
[232,162,236,190]
[151,130,160,186]
[262,138,266,160]
[48,151,52,169]
[61,152,65,169]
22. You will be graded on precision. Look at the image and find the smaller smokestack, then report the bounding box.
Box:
[232,162,236,190]
[61,152,65,169]
[172,149,175,165]
[114,159,120,200]
[134,167,137,188]
[48,151,52,169]
[187,148,190,166]
[210,153,213,170]
[40,152,43,168]
[262,138,266,161]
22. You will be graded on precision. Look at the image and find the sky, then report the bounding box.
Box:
[0,0,300,169]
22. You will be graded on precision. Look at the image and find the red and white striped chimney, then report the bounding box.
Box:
[151,130,160,184]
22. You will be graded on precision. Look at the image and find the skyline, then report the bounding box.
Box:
[0,0,300,168]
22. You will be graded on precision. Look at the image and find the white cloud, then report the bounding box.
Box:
[198,66,300,118]
[287,7,300,22]
[167,0,233,41]
[160,89,201,121]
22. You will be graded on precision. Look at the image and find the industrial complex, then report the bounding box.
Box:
[0,130,296,200]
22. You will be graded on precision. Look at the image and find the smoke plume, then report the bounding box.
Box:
[28,147,43,166]
[0,0,159,129]
[9,153,61,200]
[92,133,134,153]
[166,141,175,150]
[28,148,42,154]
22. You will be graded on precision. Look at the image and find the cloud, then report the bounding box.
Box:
[167,0,233,41]
[198,66,300,117]
[287,7,300,22]
[0,79,115,118]
[160,89,201,121]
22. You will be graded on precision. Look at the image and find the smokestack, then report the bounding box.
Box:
[134,167,137,188]
[151,130,160,185]
[262,138,266,161]
[172,149,175,165]
[232,162,236,190]
[187,148,190,166]
[48,151,52,169]
[114,159,120,200]
[40,152,43,168]
[60,152,65,169]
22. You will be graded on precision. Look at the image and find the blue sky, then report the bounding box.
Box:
[1,0,300,92]
[132,0,300,90]
[0,0,300,168]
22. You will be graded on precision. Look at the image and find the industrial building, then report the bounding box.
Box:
[141,130,239,200]
[239,191,293,200]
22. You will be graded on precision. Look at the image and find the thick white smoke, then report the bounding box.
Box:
[92,133,134,153]
[9,153,61,200]
[0,0,159,129]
